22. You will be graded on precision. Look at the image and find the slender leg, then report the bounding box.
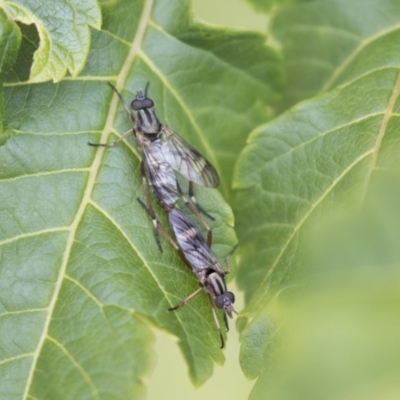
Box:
[137,198,163,252]
[188,181,215,221]
[223,312,229,332]
[177,183,213,246]
[88,128,133,147]
[224,243,239,274]
[207,293,224,349]
[137,161,166,252]
[168,287,203,311]
[138,197,179,251]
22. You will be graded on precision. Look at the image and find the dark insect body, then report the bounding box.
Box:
[88,83,219,251]
[166,207,237,348]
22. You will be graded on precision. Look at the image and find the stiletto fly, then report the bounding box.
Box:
[88,83,219,251]
[164,207,238,348]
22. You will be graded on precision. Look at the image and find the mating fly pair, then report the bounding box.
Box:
[89,83,237,347]
[89,82,218,252]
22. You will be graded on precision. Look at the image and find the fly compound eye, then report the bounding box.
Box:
[142,98,154,108]
[131,98,154,110]
[215,295,225,309]
[131,99,144,110]
[226,291,235,304]
[215,292,235,309]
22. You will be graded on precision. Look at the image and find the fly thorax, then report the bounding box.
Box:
[205,270,227,298]
[137,108,161,134]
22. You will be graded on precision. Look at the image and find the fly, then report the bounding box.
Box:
[88,83,219,251]
[162,207,238,348]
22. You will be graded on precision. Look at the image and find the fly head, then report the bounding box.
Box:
[131,82,154,110]
[215,291,236,318]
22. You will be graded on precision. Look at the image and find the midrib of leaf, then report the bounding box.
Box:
[320,24,400,93]
[22,0,156,397]
[361,69,400,199]
[249,64,400,311]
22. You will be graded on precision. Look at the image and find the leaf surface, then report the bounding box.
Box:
[0,0,282,396]
[233,0,400,386]
[0,7,20,134]
[272,0,400,109]
[2,0,101,82]
[247,170,400,399]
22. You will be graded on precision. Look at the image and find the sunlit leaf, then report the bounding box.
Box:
[0,7,20,134]
[2,0,101,82]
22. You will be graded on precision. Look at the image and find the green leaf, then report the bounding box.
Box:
[247,170,400,399]
[272,0,400,109]
[233,0,400,387]
[1,0,101,82]
[0,8,21,133]
[0,8,20,81]
[0,0,282,396]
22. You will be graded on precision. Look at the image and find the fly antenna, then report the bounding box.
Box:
[144,82,150,98]
[107,82,132,116]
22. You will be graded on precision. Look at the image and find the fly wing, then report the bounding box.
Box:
[160,126,219,188]
[168,208,222,272]
[137,134,180,207]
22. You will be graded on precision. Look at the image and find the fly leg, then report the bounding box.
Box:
[223,312,229,332]
[137,161,175,252]
[137,198,162,252]
[188,181,215,221]
[88,128,133,147]
[170,287,226,348]
[178,183,213,246]
[168,286,203,312]
[207,293,225,349]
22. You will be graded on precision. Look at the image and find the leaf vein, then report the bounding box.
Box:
[0,227,68,246]
[46,335,99,399]
[321,24,400,92]
[0,353,34,366]
[361,68,400,199]
[255,149,374,300]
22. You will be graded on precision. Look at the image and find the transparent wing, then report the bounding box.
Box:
[137,134,180,207]
[160,126,219,188]
[168,208,223,273]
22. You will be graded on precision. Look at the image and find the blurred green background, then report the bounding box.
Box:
[147,1,265,399]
